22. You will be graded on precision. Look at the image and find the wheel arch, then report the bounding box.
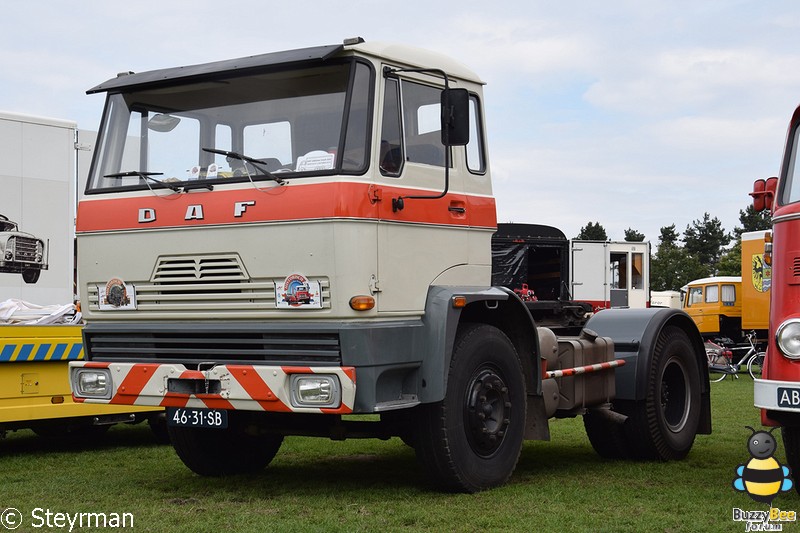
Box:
[584,307,711,435]
[419,286,540,404]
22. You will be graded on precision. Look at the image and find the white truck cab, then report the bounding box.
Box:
[70,39,710,492]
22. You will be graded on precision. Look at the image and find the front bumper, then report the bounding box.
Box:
[755,378,800,413]
[70,361,355,414]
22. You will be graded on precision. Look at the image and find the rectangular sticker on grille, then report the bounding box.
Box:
[97,280,137,311]
[275,273,322,309]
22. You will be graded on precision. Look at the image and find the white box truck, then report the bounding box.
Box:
[571,240,651,310]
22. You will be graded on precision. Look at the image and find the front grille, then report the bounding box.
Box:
[152,254,248,283]
[84,326,342,366]
[11,237,38,261]
[85,253,331,314]
[793,256,800,279]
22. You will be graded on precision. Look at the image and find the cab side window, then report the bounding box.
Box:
[705,285,719,304]
[466,95,485,174]
[402,81,446,167]
[721,284,736,306]
[687,287,703,307]
[379,78,402,176]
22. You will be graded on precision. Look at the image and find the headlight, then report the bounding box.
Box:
[72,369,112,399]
[776,319,800,359]
[3,250,11,261]
[290,375,340,408]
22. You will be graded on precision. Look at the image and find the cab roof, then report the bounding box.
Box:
[87,39,483,95]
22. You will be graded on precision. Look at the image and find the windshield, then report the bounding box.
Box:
[86,60,372,192]
[0,217,17,232]
[781,122,800,205]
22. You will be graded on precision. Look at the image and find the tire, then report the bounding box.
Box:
[22,269,40,284]
[584,409,630,459]
[748,352,765,380]
[625,326,702,460]
[709,367,729,383]
[167,411,283,476]
[781,426,800,495]
[148,413,170,444]
[414,323,526,493]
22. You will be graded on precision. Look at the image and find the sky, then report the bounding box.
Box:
[2,0,798,243]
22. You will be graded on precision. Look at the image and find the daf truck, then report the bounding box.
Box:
[69,39,710,492]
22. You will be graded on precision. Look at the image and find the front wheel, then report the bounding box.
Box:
[22,269,40,284]
[748,352,765,379]
[625,326,702,460]
[167,411,283,476]
[782,426,800,494]
[414,323,526,493]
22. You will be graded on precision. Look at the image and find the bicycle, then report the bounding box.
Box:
[707,331,765,382]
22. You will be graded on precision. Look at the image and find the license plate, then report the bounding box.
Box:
[167,407,228,429]
[777,387,800,408]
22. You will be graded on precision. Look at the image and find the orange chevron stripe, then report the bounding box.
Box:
[111,364,161,405]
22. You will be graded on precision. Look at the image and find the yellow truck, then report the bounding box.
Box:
[682,276,742,341]
[0,324,162,439]
[682,230,771,342]
[0,112,161,441]
[741,230,771,336]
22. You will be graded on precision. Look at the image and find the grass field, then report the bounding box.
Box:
[1,376,798,532]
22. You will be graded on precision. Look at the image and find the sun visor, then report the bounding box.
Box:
[87,44,345,94]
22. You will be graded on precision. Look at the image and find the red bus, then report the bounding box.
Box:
[752,104,800,487]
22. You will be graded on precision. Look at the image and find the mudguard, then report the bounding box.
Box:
[418,286,539,404]
[585,307,712,433]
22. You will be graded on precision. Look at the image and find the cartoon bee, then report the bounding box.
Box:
[733,426,793,504]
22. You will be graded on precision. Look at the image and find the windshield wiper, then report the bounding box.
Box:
[105,171,182,192]
[202,148,286,185]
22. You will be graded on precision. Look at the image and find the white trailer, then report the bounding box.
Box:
[651,290,682,309]
[570,240,650,310]
[0,112,79,304]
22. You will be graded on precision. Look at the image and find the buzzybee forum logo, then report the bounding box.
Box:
[731,426,797,531]
[733,427,793,503]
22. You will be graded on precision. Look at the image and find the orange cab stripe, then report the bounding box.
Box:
[76,182,496,232]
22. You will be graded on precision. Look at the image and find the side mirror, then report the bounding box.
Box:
[765,177,778,212]
[441,88,470,146]
[752,179,766,212]
[751,177,778,213]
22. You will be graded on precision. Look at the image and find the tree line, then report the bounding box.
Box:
[575,205,771,292]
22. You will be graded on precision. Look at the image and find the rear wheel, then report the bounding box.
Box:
[167,412,283,476]
[414,323,526,493]
[584,408,629,459]
[748,352,765,379]
[625,326,702,460]
[709,367,729,382]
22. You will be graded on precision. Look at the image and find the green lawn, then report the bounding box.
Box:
[1,376,797,532]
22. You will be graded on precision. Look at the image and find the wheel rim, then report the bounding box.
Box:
[660,356,690,433]
[464,367,511,457]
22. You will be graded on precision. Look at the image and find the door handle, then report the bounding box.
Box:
[448,203,466,214]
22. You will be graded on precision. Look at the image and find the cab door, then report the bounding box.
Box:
[374,73,468,313]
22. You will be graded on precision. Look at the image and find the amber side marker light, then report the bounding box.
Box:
[51,396,65,404]
[452,296,467,308]
[764,231,773,266]
[349,296,375,311]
